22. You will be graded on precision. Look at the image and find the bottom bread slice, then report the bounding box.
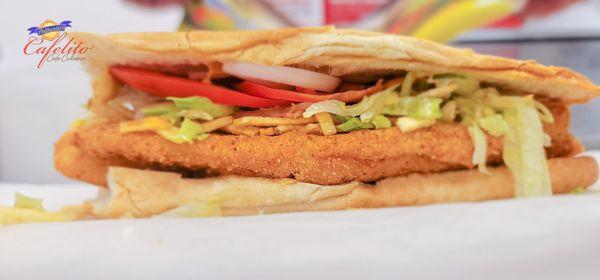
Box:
[90,156,598,218]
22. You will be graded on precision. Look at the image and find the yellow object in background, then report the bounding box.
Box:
[178,0,525,43]
[412,0,524,43]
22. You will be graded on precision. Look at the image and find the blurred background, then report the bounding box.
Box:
[1,0,599,183]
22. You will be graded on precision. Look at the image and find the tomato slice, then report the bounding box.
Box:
[235,81,331,103]
[236,80,385,103]
[110,66,290,108]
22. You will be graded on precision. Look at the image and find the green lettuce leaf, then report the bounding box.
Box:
[382,96,443,119]
[337,117,375,132]
[167,97,236,118]
[400,72,415,96]
[502,102,552,197]
[468,124,489,174]
[142,104,176,116]
[478,114,509,137]
[304,85,442,121]
[14,193,45,211]
[432,73,479,96]
[570,187,587,194]
[395,117,435,133]
[371,115,392,129]
[303,84,400,121]
[158,118,207,144]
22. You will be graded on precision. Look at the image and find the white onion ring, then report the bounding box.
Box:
[222,61,341,92]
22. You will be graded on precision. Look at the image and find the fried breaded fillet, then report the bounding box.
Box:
[56,100,582,187]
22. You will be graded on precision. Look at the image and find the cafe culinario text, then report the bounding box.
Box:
[23,19,93,68]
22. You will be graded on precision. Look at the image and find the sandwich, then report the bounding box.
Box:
[49,26,598,220]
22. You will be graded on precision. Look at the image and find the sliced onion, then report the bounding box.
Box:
[222,61,341,92]
[108,87,162,119]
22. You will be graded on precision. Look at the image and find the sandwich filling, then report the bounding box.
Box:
[69,62,582,198]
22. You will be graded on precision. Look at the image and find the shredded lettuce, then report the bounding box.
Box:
[382,96,443,119]
[453,88,553,197]
[302,72,555,199]
[142,103,180,123]
[418,84,457,99]
[0,207,81,225]
[304,84,442,123]
[1,194,83,225]
[570,187,587,194]
[371,115,392,129]
[401,72,415,96]
[454,88,552,197]
[120,117,207,144]
[359,86,400,122]
[304,100,362,118]
[478,114,509,137]
[143,97,236,123]
[335,115,390,131]
[167,97,236,118]
[396,117,435,133]
[333,114,352,123]
[158,118,207,144]
[502,102,552,197]
[456,98,495,122]
[142,104,176,116]
[337,117,375,132]
[303,84,400,121]
[179,108,214,121]
[440,100,457,122]
[432,73,479,96]
[14,193,45,211]
[468,125,489,174]
[543,132,552,147]
[130,97,234,143]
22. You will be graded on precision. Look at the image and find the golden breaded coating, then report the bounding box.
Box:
[55,130,134,186]
[56,101,581,186]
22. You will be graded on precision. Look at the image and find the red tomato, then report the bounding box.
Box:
[236,80,384,103]
[236,81,331,103]
[110,66,290,108]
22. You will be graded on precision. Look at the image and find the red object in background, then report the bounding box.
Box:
[237,81,333,103]
[488,15,524,28]
[521,0,582,17]
[489,0,582,28]
[323,0,389,25]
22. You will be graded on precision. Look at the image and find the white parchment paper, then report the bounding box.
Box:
[1,153,599,280]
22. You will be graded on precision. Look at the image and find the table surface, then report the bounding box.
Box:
[1,152,599,280]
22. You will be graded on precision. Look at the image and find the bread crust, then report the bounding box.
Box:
[90,156,598,218]
[70,26,600,110]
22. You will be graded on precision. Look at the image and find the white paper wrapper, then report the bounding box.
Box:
[1,152,599,280]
